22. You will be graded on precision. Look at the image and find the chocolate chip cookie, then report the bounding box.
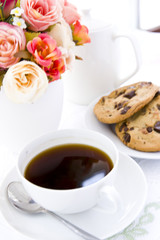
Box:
[94,82,158,124]
[115,91,160,152]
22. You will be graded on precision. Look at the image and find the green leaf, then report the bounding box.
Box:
[14,50,31,60]
[123,233,134,240]
[131,227,148,235]
[139,213,154,225]
[16,0,21,7]
[25,32,40,44]
[6,15,13,24]
[0,72,5,87]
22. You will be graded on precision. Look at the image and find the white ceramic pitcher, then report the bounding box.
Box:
[64,11,141,105]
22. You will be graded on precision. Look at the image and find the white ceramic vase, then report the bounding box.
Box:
[0,79,64,154]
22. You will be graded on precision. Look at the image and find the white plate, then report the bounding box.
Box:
[0,152,147,240]
[85,95,160,160]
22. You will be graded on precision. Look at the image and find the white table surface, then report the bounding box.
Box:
[1,29,160,240]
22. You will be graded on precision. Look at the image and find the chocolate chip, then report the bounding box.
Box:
[147,127,152,133]
[117,90,125,97]
[117,102,123,110]
[120,106,131,115]
[119,122,127,132]
[115,101,126,110]
[155,91,160,98]
[124,90,136,99]
[157,104,160,110]
[123,133,131,143]
[140,82,151,87]
[141,108,146,115]
[101,97,105,104]
[124,127,129,132]
[130,127,134,131]
[154,121,160,133]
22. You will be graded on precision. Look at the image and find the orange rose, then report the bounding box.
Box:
[71,20,91,46]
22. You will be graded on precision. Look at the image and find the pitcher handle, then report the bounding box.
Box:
[113,32,142,86]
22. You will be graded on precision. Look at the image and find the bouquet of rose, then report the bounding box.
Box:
[0,0,90,103]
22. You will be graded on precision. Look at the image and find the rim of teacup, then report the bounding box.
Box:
[17,128,119,192]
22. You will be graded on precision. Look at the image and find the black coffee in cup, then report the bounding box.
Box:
[24,143,113,190]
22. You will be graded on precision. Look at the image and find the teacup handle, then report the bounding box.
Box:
[97,185,123,213]
[113,33,142,86]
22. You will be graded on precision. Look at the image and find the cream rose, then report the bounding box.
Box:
[48,19,75,69]
[3,61,48,104]
[48,19,75,49]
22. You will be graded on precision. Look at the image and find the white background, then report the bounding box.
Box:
[71,0,160,30]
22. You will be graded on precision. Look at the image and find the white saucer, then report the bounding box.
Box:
[0,152,147,240]
[85,96,160,160]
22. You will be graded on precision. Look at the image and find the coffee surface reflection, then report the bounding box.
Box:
[24,144,113,190]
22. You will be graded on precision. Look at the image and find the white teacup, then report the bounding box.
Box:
[64,23,141,105]
[17,129,121,214]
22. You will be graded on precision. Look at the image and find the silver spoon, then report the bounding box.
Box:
[7,181,101,240]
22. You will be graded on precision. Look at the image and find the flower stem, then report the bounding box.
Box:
[0,5,4,21]
[2,0,7,10]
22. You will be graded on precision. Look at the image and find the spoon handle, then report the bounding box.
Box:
[47,210,101,240]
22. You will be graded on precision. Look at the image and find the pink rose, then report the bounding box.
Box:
[21,0,62,31]
[0,22,26,69]
[43,58,65,81]
[0,0,17,19]
[59,0,80,25]
[27,33,65,81]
